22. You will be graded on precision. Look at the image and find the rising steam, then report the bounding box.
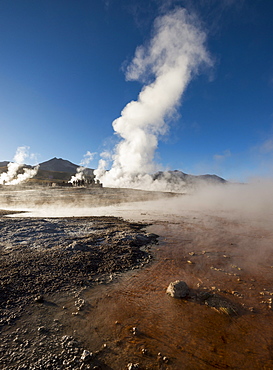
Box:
[69,151,96,183]
[94,8,212,190]
[0,146,39,185]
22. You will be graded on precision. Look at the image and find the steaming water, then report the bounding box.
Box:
[3,182,273,229]
[1,184,273,368]
[61,207,273,369]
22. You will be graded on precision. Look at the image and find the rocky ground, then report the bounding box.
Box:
[0,211,158,369]
[1,185,273,369]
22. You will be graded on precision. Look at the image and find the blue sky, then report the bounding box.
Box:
[0,0,273,182]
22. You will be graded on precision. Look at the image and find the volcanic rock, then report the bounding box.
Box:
[166,280,189,298]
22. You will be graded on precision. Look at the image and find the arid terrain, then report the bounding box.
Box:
[1,185,273,369]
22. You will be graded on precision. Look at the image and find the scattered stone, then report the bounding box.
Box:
[231,291,243,298]
[0,216,155,331]
[34,295,44,303]
[134,234,151,245]
[37,326,46,333]
[75,298,85,311]
[205,295,239,316]
[132,327,138,335]
[127,363,139,370]
[166,280,190,298]
[80,349,93,362]
[231,264,242,271]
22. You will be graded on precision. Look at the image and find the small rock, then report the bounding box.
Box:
[81,349,92,362]
[37,326,46,333]
[75,298,85,310]
[127,363,139,370]
[135,234,150,245]
[34,295,44,303]
[166,280,189,298]
[132,327,138,335]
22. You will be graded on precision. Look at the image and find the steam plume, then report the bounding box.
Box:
[95,8,212,190]
[69,151,96,183]
[0,146,39,185]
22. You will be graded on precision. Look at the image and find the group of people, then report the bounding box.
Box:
[71,177,102,187]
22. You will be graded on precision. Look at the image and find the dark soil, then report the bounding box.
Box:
[0,215,158,369]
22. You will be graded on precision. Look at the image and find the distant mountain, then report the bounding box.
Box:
[153,170,226,186]
[0,157,226,187]
[33,157,94,183]
[38,157,79,173]
[0,161,9,168]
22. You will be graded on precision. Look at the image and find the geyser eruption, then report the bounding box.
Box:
[0,146,39,185]
[95,8,212,191]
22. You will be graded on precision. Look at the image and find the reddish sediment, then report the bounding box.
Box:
[1,210,273,369]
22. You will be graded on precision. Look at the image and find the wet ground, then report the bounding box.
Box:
[1,186,273,369]
[56,213,273,370]
[0,185,178,210]
[0,213,158,369]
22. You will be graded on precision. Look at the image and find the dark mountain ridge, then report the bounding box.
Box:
[153,170,226,185]
[0,161,10,168]
[38,157,79,173]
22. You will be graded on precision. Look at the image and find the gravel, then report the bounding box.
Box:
[0,215,158,369]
